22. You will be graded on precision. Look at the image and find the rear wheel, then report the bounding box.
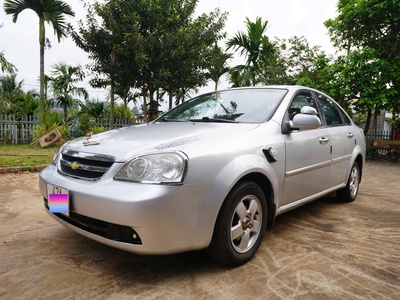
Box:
[208,181,267,267]
[336,161,360,202]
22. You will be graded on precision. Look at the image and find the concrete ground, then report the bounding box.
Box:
[1,160,399,299]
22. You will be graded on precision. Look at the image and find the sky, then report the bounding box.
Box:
[0,0,338,105]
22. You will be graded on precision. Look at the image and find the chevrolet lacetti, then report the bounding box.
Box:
[39,86,366,266]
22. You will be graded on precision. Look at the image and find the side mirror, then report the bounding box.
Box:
[290,106,321,131]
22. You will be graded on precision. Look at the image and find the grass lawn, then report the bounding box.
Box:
[0,144,60,168]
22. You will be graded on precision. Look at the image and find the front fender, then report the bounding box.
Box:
[193,150,284,246]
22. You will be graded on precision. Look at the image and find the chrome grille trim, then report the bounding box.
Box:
[58,150,115,180]
[63,150,115,162]
[60,159,110,173]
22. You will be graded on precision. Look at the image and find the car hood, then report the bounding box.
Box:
[63,122,260,162]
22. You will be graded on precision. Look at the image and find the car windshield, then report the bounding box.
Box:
[158,88,287,123]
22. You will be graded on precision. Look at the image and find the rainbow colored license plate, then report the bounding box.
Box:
[47,184,69,216]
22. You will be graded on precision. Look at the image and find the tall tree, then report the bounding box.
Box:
[321,49,389,135]
[227,17,276,86]
[72,0,227,120]
[3,0,74,124]
[50,62,88,122]
[285,36,330,87]
[325,0,400,133]
[260,36,330,86]
[70,2,122,128]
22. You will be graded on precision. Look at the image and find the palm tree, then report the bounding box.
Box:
[0,51,16,74]
[227,17,276,86]
[3,0,75,124]
[82,99,106,119]
[114,85,140,111]
[0,23,17,74]
[206,43,233,91]
[50,62,88,122]
[0,73,23,103]
[0,74,38,116]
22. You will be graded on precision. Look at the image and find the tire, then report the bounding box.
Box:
[208,181,267,267]
[336,161,360,202]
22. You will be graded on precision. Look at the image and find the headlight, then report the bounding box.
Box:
[114,152,187,185]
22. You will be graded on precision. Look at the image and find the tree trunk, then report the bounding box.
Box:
[372,106,379,133]
[142,93,148,123]
[110,80,115,129]
[39,17,46,125]
[364,108,372,136]
[168,85,173,110]
[64,101,68,123]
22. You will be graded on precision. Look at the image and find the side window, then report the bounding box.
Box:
[288,91,319,121]
[316,93,347,126]
[339,109,352,125]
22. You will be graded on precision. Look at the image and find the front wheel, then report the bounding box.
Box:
[336,161,361,202]
[208,181,267,267]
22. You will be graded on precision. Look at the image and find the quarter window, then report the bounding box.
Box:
[316,93,348,126]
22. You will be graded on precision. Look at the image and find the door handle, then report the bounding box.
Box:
[319,137,330,144]
[347,133,354,138]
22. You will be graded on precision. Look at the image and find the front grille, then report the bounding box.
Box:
[59,150,115,180]
[44,198,142,245]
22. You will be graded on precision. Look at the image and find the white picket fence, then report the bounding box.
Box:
[0,115,139,144]
[0,115,39,144]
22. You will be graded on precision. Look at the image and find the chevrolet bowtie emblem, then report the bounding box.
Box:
[70,161,80,170]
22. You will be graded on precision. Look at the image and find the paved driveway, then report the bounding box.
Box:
[1,161,399,299]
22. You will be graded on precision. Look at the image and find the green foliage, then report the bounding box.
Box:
[0,74,39,117]
[324,0,400,134]
[0,25,16,74]
[69,111,107,138]
[104,103,134,120]
[325,0,400,60]
[81,99,106,118]
[91,126,106,134]
[265,36,331,88]
[30,110,73,144]
[0,51,16,74]
[205,43,233,92]
[31,122,69,146]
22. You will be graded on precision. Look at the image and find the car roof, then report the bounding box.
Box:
[215,85,310,93]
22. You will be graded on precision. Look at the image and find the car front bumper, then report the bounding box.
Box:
[39,164,212,255]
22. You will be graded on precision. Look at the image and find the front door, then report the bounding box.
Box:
[281,91,331,205]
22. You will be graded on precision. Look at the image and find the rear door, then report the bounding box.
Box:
[281,90,331,205]
[314,92,355,187]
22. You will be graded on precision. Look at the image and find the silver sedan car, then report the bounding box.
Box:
[39,86,366,266]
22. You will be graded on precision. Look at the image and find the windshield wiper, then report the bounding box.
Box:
[158,117,188,122]
[188,117,239,123]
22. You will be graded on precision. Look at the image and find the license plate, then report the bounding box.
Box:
[47,184,69,216]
